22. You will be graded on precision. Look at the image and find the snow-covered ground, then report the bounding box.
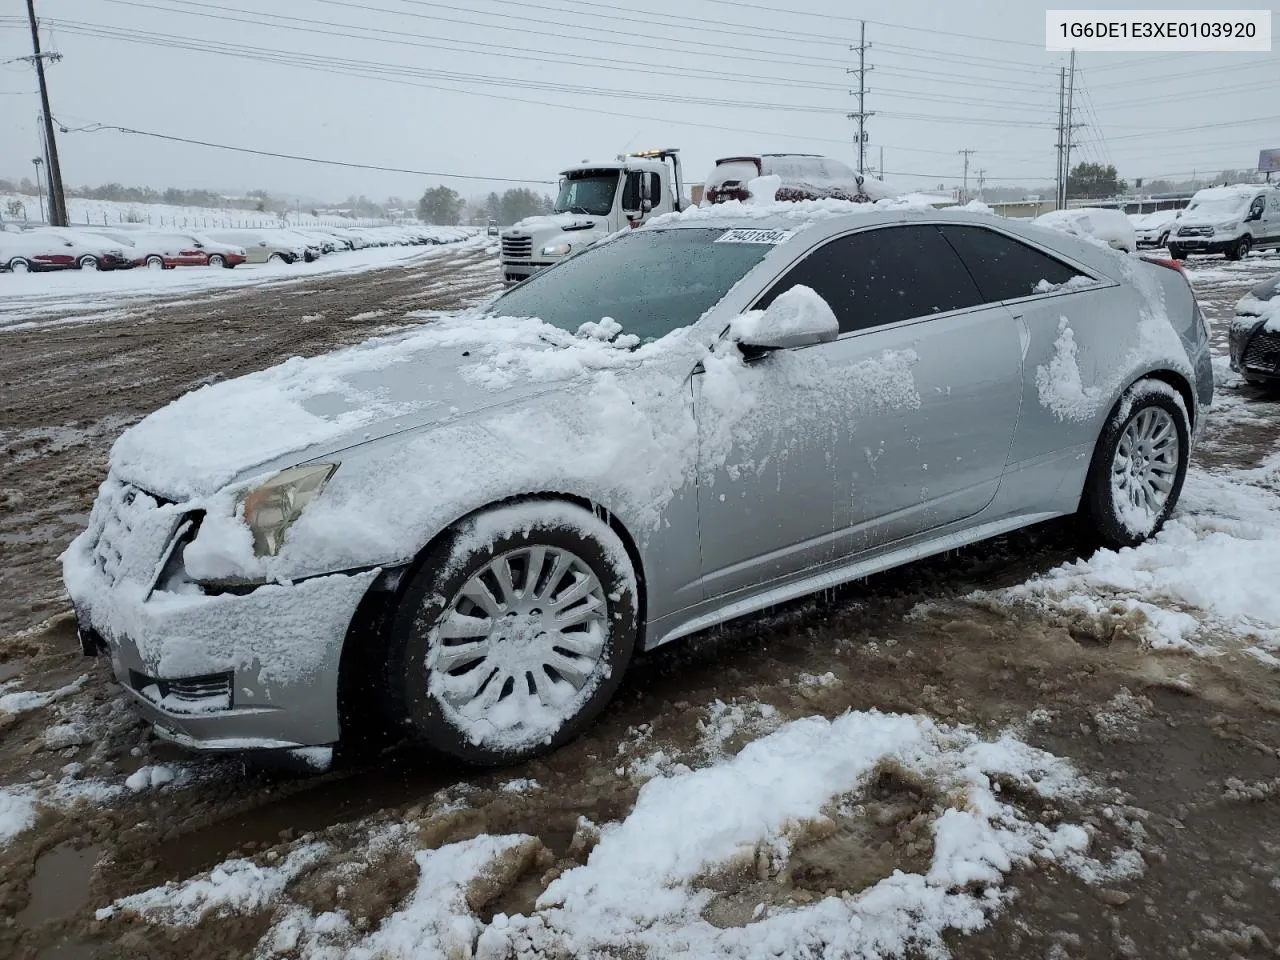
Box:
[1,246,1278,957]
[0,236,493,330]
[1,192,389,232]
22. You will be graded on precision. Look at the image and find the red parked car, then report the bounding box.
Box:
[96,231,247,269]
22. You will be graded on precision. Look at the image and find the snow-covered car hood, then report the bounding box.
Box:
[108,314,646,501]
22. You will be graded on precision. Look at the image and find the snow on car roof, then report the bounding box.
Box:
[646,195,948,232]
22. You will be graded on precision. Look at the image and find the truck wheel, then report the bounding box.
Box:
[1166,245,1184,260]
[383,501,638,765]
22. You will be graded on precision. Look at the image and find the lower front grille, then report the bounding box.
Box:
[130,670,233,714]
[1244,330,1280,371]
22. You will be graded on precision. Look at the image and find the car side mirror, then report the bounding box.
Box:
[729,284,839,351]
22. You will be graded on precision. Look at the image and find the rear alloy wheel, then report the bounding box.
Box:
[267,252,285,264]
[1227,236,1251,261]
[1080,380,1189,550]
[383,502,638,765]
[8,258,31,274]
[78,254,99,270]
[145,255,164,270]
[207,253,225,268]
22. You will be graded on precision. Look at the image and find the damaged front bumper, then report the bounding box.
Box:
[64,477,379,753]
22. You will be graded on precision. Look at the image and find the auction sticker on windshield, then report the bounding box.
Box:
[714,228,796,244]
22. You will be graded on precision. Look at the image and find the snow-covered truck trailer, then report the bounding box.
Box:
[499,148,686,286]
[703,153,898,205]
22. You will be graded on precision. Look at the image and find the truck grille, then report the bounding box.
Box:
[1177,225,1213,238]
[1244,331,1280,371]
[501,235,532,259]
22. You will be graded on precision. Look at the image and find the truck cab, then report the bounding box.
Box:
[500,148,684,286]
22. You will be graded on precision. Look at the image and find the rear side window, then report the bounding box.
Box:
[939,225,1084,301]
[755,225,985,334]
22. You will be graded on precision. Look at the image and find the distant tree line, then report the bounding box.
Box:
[416,185,554,225]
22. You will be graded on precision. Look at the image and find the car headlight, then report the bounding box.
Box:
[240,463,338,557]
[540,242,571,257]
[1219,221,1239,232]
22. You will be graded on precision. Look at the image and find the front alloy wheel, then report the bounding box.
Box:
[384,502,638,765]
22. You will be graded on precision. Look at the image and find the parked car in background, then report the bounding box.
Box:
[1033,208,1137,253]
[0,230,80,272]
[65,205,1211,767]
[487,219,499,236]
[206,229,306,265]
[117,232,247,269]
[31,227,136,270]
[1168,184,1280,261]
[327,227,368,250]
[1128,210,1180,249]
[1229,272,1280,385]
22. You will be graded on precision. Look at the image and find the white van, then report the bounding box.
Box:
[1168,184,1280,261]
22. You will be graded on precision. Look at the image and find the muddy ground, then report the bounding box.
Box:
[1,249,1279,959]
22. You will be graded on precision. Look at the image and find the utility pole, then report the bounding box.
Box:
[1055,67,1066,209]
[976,168,986,200]
[878,145,884,180]
[32,157,44,221]
[958,149,975,203]
[1063,48,1077,208]
[846,21,874,175]
[24,0,67,226]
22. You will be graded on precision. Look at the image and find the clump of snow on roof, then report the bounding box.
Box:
[102,841,330,925]
[745,174,781,204]
[1034,208,1136,253]
[728,284,837,345]
[1035,317,1104,421]
[647,193,935,230]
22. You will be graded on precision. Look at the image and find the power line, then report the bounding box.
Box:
[57,120,559,183]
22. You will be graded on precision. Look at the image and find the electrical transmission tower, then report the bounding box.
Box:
[846,21,874,175]
[23,0,68,226]
[1054,50,1083,209]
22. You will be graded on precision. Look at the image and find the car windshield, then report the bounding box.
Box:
[554,174,618,216]
[1187,196,1248,218]
[490,228,774,342]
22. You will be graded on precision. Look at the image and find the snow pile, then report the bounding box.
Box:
[484,710,1108,958]
[0,676,87,716]
[648,194,935,230]
[1032,275,1102,294]
[0,789,35,846]
[991,467,1280,659]
[100,841,330,924]
[1035,317,1104,422]
[746,174,782,204]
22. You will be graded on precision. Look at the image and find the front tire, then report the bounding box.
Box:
[78,255,99,270]
[383,502,638,765]
[1227,237,1251,261]
[267,252,285,264]
[207,253,225,268]
[1079,380,1189,550]
[1167,245,1184,261]
[145,255,164,270]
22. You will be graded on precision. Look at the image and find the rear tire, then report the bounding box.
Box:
[8,257,30,274]
[382,502,638,766]
[1079,379,1189,550]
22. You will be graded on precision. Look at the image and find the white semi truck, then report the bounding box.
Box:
[499,148,686,286]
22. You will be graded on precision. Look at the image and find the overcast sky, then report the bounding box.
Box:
[1,0,1276,202]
